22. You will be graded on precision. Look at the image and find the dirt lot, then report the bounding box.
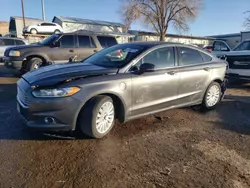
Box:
[0,65,250,188]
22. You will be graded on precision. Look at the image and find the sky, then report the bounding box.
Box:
[1,0,250,36]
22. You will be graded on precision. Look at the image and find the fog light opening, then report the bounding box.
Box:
[44,117,56,124]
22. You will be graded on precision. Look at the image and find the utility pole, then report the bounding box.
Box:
[41,0,45,20]
[21,0,26,27]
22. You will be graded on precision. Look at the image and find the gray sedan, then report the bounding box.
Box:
[17,42,227,138]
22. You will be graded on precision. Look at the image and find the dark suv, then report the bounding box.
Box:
[4,32,117,73]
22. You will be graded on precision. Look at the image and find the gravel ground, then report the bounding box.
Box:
[0,65,250,188]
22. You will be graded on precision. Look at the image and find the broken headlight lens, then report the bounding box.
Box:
[32,87,80,98]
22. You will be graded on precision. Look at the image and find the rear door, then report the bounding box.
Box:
[48,34,77,63]
[176,47,212,105]
[76,35,99,61]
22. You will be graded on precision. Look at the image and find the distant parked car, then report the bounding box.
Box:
[23,22,63,35]
[17,42,227,138]
[4,31,118,73]
[203,45,213,53]
[0,37,27,62]
[212,40,250,81]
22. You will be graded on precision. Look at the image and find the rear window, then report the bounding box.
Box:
[15,40,25,45]
[97,36,117,48]
[3,39,15,45]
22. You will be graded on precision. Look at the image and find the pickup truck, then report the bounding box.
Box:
[211,39,250,81]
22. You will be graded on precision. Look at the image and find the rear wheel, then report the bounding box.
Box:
[78,96,115,139]
[202,82,221,110]
[27,57,43,71]
[30,28,38,34]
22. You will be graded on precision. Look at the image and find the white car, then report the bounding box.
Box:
[23,22,63,35]
[0,37,27,62]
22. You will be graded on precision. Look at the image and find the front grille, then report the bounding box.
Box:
[17,87,31,106]
[4,49,10,57]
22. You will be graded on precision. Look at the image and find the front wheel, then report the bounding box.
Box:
[27,57,43,71]
[78,96,115,139]
[202,82,222,110]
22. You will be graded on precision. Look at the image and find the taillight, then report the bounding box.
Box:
[208,49,212,53]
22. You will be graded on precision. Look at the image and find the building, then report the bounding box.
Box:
[52,16,133,43]
[129,30,215,47]
[9,16,43,38]
[0,22,9,36]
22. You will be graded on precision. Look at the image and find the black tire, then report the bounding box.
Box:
[78,95,115,139]
[27,58,43,71]
[202,82,222,110]
[54,29,61,34]
[30,28,38,34]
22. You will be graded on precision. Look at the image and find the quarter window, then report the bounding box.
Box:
[15,40,25,45]
[199,51,212,62]
[59,35,75,48]
[179,47,203,66]
[97,36,117,48]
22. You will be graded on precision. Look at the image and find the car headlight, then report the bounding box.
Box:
[32,87,81,98]
[9,50,20,57]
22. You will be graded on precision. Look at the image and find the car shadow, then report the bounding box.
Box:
[203,94,250,135]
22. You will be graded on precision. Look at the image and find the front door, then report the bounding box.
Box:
[130,47,179,117]
[176,47,211,105]
[48,35,77,63]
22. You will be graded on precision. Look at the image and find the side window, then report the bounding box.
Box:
[179,47,203,66]
[15,40,25,45]
[3,39,15,45]
[199,51,212,62]
[59,35,75,48]
[213,41,230,51]
[78,35,95,48]
[41,23,54,26]
[0,39,4,46]
[138,47,175,70]
[234,41,250,51]
[97,36,117,48]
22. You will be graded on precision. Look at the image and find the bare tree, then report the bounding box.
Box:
[244,11,250,30]
[122,0,203,41]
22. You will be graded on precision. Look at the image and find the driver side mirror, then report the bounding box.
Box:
[139,63,155,74]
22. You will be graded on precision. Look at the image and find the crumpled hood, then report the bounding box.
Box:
[22,63,118,87]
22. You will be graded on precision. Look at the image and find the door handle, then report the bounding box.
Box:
[203,67,210,71]
[69,49,74,53]
[166,71,176,75]
[93,49,98,52]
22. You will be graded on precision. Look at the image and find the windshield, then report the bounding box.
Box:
[233,41,250,51]
[82,44,148,68]
[39,34,60,45]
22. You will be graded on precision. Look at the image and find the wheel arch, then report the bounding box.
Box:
[22,54,50,68]
[75,92,126,130]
